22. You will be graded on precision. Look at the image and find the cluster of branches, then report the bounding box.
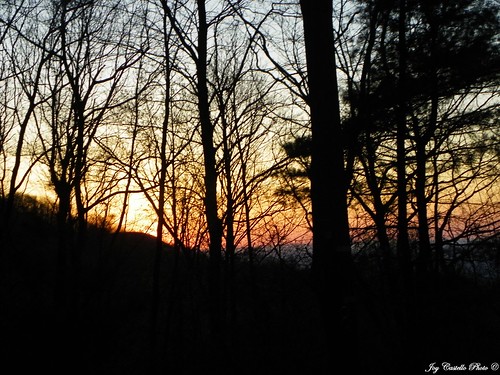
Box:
[0,0,498,370]
[274,0,500,272]
[0,0,310,362]
[339,0,500,275]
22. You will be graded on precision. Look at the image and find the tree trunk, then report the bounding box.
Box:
[222,114,236,336]
[299,0,357,370]
[150,106,168,350]
[54,181,71,314]
[415,139,432,278]
[396,0,412,287]
[416,6,439,282]
[196,0,224,357]
[396,0,418,369]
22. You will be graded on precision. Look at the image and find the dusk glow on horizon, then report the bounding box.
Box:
[1,1,499,373]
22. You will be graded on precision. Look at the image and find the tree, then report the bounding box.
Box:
[0,1,55,241]
[337,0,499,364]
[158,0,228,355]
[31,0,143,319]
[299,0,357,369]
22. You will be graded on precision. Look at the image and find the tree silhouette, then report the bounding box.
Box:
[300,0,357,370]
[0,1,499,373]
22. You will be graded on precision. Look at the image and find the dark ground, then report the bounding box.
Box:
[1,199,499,375]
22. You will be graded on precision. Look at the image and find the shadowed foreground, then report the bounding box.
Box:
[1,198,499,375]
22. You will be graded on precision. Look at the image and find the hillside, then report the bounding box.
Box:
[0,197,326,374]
[1,196,500,375]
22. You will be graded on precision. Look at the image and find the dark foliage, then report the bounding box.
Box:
[1,196,500,374]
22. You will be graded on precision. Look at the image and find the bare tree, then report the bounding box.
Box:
[0,1,56,238]
[299,0,357,369]
[27,0,144,319]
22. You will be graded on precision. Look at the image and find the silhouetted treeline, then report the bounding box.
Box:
[0,0,499,373]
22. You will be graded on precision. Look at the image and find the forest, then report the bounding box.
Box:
[0,0,499,374]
